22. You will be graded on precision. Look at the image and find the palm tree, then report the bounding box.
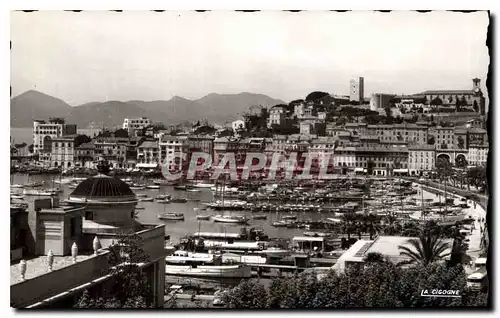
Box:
[398,233,451,267]
[383,213,399,235]
[341,213,357,240]
[363,214,381,240]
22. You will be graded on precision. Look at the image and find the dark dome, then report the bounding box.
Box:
[70,174,135,197]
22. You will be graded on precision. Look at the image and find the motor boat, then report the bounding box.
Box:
[212,215,248,224]
[139,197,154,202]
[146,185,161,189]
[158,212,185,221]
[156,199,171,204]
[10,184,24,189]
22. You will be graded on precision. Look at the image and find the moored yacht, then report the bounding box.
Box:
[212,215,248,224]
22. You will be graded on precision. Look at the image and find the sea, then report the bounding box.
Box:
[10,127,102,145]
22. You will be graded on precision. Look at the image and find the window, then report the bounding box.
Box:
[85,211,94,220]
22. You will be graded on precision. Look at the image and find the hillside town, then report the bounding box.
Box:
[11,78,488,180]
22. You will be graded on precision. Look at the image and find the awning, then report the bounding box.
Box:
[393,169,409,173]
[136,163,158,168]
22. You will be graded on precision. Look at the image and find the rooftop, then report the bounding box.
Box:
[420,90,474,95]
[366,236,453,263]
[138,141,159,149]
[11,254,94,285]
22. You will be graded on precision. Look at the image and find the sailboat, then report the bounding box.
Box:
[212,176,248,224]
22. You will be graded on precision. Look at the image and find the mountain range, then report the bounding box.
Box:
[10,90,285,128]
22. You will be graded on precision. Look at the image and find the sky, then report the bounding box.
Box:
[11,10,490,106]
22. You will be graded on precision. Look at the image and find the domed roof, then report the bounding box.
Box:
[69,160,135,198]
[70,174,135,198]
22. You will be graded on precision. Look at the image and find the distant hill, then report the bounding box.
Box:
[195,92,285,124]
[10,90,72,127]
[10,90,286,128]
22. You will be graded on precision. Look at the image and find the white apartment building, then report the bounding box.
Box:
[267,106,285,128]
[122,117,151,133]
[136,140,159,169]
[33,120,64,154]
[159,136,188,172]
[468,143,489,167]
[333,146,356,168]
[50,136,75,169]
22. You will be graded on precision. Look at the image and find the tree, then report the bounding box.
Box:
[398,233,451,267]
[457,136,465,149]
[341,213,357,241]
[430,97,443,106]
[74,233,154,308]
[305,91,329,102]
[114,129,129,138]
[221,262,488,308]
[28,144,34,154]
[222,279,268,308]
[455,155,467,168]
[74,134,92,148]
[194,125,217,135]
[427,136,435,145]
[363,252,386,264]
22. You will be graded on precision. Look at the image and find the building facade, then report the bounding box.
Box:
[122,117,151,135]
[50,136,75,168]
[408,145,436,176]
[468,143,489,167]
[136,140,159,169]
[370,93,396,111]
[267,106,285,128]
[33,119,64,155]
[349,77,364,102]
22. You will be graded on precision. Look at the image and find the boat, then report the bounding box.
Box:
[212,215,248,224]
[24,181,44,188]
[165,250,215,265]
[257,247,291,258]
[171,198,188,203]
[281,215,297,220]
[164,264,252,278]
[174,185,187,190]
[272,220,295,228]
[130,186,146,190]
[252,214,267,220]
[146,185,161,189]
[10,195,24,200]
[156,194,171,200]
[186,188,201,193]
[68,184,78,189]
[136,193,148,198]
[10,184,24,189]
[153,179,175,186]
[158,212,185,221]
[23,188,58,196]
[196,215,211,220]
[156,199,171,204]
[191,183,215,189]
[135,206,145,210]
[54,178,74,185]
[139,197,154,202]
